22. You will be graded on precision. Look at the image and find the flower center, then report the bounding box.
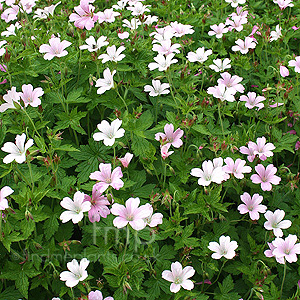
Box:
[126,214,134,221]
[174,277,182,285]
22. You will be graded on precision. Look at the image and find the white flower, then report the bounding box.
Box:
[122,18,141,30]
[209,58,231,72]
[0,186,13,210]
[264,209,292,237]
[93,119,125,146]
[152,39,181,56]
[98,45,125,63]
[225,0,246,7]
[208,235,238,259]
[113,0,128,10]
[79,36,109,52]
[33,1,61,19]
[270,25,282,42]
[187,47,212,63]
[0,41,7,56]
[0,86,21,112]
[170,21,194,37]
[162,261,195,293]
[95,68,116,95]
[127,2,150,16]
[1,22,21,37]
[232,36,256,54]
[1,133,34,164]
[143,204,163,227]
[148,54,178,71]
[144,15,158,25]
[144,80,170,96]
[60,191,91,224]
[60,258,89,288]
[207,84,236,102]
[97,8,120,24]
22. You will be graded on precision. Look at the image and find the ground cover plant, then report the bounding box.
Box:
[0,0,300,299]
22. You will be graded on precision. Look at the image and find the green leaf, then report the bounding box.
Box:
[192,124,211,135]
[0,287,22,300]
[15,271,29,299]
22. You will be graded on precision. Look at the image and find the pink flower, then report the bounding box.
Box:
[272,235,300,263]
[97,8,120,23]
[88,290,113,300]
[148,53,178,71]
[288,56,300,73]
[240,143,256,162]
[111,197,152,230]
[226,15,247,32]
[217,72,244,94]
[264,209,292,237]
[1,5,19,23]
[249,136,275,160]
[162,261,195,293]
[90,163,124,193]
[20,84,44,108]
[161,144,174,160]
[240,92,265,110]
[207,84,236,102]
[152,40,181,56]
[0,86,21,112]
[84,185,111,223]
[155,124,184,148]
[144,80,170,97]
[209,58,231,72]
[186,47,212,63]
[118,153,133,168]
[208,23,228,38]
[238,192,267,220]
[223,157,251,179]
[250,164,281,191]
[295,141,300,151]
[39,37,71,60]
[264,241,285,264]
[98,45,125,63]
[232,37,256,54]
[0,40,7,56]
[143,203,163,227]
[273,0,294,10]
[208,235,238,259]
[0,186,13,210]
[118,31,129,39]
[280,65,289,77]
[69,0,97,30]
[170,21,194,37]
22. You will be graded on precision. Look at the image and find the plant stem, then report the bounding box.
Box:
[218,102,225,140]
[23,109,42,138]
[116,87,128,111]
[14,164,32,187]
[27,158,34,193]
[280,263,287,299]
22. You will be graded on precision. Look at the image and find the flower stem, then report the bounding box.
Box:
[280,262,287,299]
[116,87,128,111]
[27,158,34,193]
[14,164,32,187]
[23,109,42,138]
[217,102,225,140]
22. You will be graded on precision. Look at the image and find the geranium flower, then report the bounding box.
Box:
[95,68,116,95]
[240,92,265,110]
[238,192,267,220]
[226,15,247,32]
[144,80,170,97]
[122,18,141,30]
[111,197,152,230]
[90,163,124,193]
[0,87,21,112]
[96,8,120,23]
[209,58,231,72]
[127,2,150,16]
[117,31,129,39]
[187,47,212,63]
[150,27,175,44]
[98,45,125,63]
[249,136,275,160]
[240,143,256,162]
[118,153,133,168]
[143,203,163,227]
[60,191,91,224]
[84,185,111,223]
[69,0,97,30]
[152,40,181,56]
[170,21,194,37]
[264,209,292,237]
[217,72,244,94]
[20,84,44,108]
[148,54,178,71]
[155,123,184,148]
[162,261,195,293]
[39,37,71,60]
[0,41,7,56]
[144,15,158,25]
[60,258,89,287]
[1,133,34,164]
[1,22,21,37]
[251,164,281,191]
[113,0,128,10]
[0,186,13,210]
[88,290,114,300]
[161,144,174,160]
[208,235,238,259]
[273,0,294,10]
[280,65,289,77]
[223,157,252,179]
[33,1,61,19]
[79,36,109,52]
[208,23,228,38]
[225,0,246,7]
[288,56,300,73]
[272,235,300,263]
[264,241,285,264]
[232,37,256,54]
[270,25,282,42]
[93,119,125,146]
[207,84,236,102]
[1,5,19,23]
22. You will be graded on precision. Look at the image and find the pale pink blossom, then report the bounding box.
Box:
[207,85,236,102]
[1,5,19,23]
[0,86,21,112]
[84,185,111,223]
[264,241,285,264]
[1,133,34,164]
[88,290,114,300]
[79,36,109,52]
[144,80,170,97]
[225,0,246,7]
[98,45,125,63]
[170,21,194,37]
[238,192,267,220]
[152,40,181,56]
[240,92,265,110]
[155,123,183,148]
[270,25,282,42]
[187,47,212,63]
[272,235,300,263]
[209,58,231,72]
[264,209,292,237]
[217,72,244,94]
[33,1,61,19]
[39,37,71,60]
[239,143,256,162]
[143,204,163,227]
[249,136,275,160]
[60,191,91,224]
[0,40,7,56]
[148,54,178,71]
[144,15,158,25]
[162,262,195,293]
[96,8,120,24]
[232,37,256,54]
[118,153,133,168]
[208,23,228,39]
[223,157,251,179]
[251,164,281,191]
[127,2,150,16]
[60,258,89,288]
[273,0,294,10]
[288,56,300,73]
[69,0,97,30]
[20,84,44,108]
[150,27,175,44]
[111,197,152,230]
[90,163,124,193]
[226,15,247,32]
[118,31,129,39]
[0,186,13,210]
[280,65,289,77]
[95,68,116,95]
[161,144,174,160]
[112,0,128,10]
[93,118,125,146]
[1,22,21,37]
[208,235,238,259]
[122,18,141,30]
